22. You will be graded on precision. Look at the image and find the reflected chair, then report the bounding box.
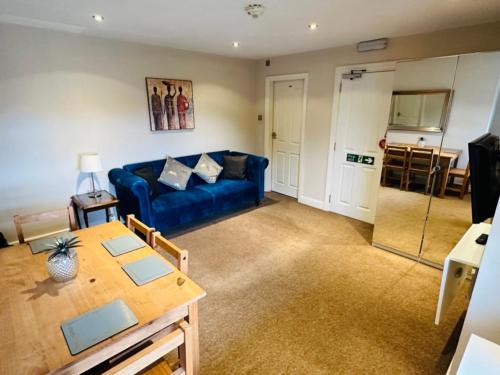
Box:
[151,232,188,274]
[13,203,77,244]
[126,214,155,245]
[382,145,408,189]
[445,162,470,199]
[405,147,435,194]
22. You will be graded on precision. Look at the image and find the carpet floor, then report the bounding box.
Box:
[171,192,468,374]
[373,186,471,265]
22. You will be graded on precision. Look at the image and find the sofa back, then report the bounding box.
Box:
[123,150,230,192]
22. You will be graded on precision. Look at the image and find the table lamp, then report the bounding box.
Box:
[80,153,103,198]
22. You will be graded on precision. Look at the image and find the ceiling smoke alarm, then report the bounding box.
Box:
[245,4,265,18]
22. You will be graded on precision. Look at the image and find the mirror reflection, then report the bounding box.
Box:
[389,90,451,132]
[421,51,500,265]
[373,56,458,259]
[373,51,500,267]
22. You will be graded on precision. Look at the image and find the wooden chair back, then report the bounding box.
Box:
[151,232,188,274]
[126,214,155,245]
[447,161,471,199]
[464,161,470,178]
[384,145,408,168]
[13,204,77,244]
[408,147,434,173]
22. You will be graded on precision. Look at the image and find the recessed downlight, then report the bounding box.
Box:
[308,23,319,30]
[232,41,240,48]
[92,14,104,22]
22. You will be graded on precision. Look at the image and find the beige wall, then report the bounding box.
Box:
[0,23,257,241]
[256,21,500,204]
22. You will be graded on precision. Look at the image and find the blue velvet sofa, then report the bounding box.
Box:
[108,151,268,233]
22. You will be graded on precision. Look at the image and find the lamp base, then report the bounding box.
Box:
[88,191,102,199]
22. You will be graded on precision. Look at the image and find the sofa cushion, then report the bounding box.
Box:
[158,156,192,190]
[222,155,247,179]
[194,179,258,211]
[193,153,223,184]
[152,189,214,227]
[133,166,159,197]
[123,150,231,190]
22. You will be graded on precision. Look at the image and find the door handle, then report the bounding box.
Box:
[272,132,277,140]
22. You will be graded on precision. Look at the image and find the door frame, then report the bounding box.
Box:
[264,73,309,199]
[323,62,396,211]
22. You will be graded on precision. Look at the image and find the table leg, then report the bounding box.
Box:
[187,302,200,375]
[84,211,89,228]
[179,320,194,374]
[73,203,82,229]
[440,160,452,198]
[106,208,110,222]
[115,205,121,222]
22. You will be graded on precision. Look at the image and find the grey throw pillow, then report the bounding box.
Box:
[193,153,223,184]
[158,156,192,190]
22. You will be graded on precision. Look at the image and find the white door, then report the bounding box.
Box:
[330,70,394,223]
[271,80,304,198]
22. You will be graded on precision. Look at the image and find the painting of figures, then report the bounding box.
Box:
[145,78,195,131]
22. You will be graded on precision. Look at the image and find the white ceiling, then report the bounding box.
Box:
[1,0,499,59]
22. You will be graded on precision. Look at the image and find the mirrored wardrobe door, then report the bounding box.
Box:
[421,51,500,266]
[372,56,458,259]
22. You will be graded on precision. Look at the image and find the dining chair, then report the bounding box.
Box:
[151,232,189,274]
[405,147,435,194]
[126,214,155,245]
[138,233,190,375]
[445,161,471,199]
[13,203,77,244]
[104,319,193,375]
[382,145,408,189]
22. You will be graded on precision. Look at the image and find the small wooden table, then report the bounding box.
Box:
[71,191,120,228]
[0,221,206,374]
[389,143,462,198]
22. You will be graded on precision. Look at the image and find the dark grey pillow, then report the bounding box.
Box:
[222,155,247,179]
[133,166,159,197]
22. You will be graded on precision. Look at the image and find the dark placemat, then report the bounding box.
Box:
[29,232,77,254]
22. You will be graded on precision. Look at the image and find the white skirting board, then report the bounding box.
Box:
[298,195,325,210]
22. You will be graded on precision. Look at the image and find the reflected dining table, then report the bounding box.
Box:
[389,143,462,198]
[0,221,206,374]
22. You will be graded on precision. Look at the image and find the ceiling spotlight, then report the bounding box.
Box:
[233,41,240,48]
[308,23,319,30]
[245,4,265,19]
[92,14,104,22]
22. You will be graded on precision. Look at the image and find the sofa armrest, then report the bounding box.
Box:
[108,168,154,227]
[231,152,269,201]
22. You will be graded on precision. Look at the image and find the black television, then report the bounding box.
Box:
[468,133,500,223]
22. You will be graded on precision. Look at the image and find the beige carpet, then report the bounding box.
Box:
[373,186,471,265]
[172,192,468,374]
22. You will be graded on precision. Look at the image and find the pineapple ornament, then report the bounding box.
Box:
[45,236,81,282]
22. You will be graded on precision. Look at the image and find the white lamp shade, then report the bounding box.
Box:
[80,153,103,172]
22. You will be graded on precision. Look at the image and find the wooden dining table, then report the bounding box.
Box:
[389,143,462,198]
[0,221,206,374]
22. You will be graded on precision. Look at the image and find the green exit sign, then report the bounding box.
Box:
[346,153,375,165]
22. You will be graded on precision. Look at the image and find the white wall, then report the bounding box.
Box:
[387,52,500,168]
[0,23,257,241]
[490,81,500,136]
[450,200,500,373]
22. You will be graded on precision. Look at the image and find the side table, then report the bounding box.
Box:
[71,190,120,228]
